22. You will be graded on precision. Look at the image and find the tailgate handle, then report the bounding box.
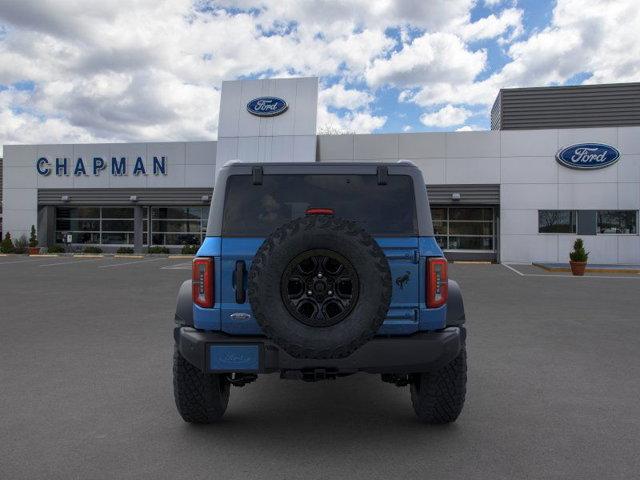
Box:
[234,261,246,304]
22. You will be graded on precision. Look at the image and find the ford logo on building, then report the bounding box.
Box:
[247,96,288,117]
[556,143,620,170]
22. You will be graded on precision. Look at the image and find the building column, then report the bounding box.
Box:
[133,206,144,253]
[37,206,56,247]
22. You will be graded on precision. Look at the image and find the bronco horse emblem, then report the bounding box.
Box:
[395,270,411,290]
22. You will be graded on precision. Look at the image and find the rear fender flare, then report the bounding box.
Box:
[175,280,194,327]
[446,279,466,326]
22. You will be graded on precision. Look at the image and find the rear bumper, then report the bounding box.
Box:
[175,326,465,375]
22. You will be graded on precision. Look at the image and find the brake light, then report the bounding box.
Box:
[427,257,448,308]
[192,257,214,308]
[305,208,334,215]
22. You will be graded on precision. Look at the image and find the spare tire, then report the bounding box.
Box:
[248,215,392,359]
[248,215,392,358]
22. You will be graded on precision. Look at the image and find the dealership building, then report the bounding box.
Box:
[1,78,639,263]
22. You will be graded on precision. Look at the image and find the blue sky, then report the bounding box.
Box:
[0,0,638,150]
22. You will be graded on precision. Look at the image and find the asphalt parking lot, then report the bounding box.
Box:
[1,256,639,479]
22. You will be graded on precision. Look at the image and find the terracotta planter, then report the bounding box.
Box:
[569,261,587,276]
[28,247,40,255]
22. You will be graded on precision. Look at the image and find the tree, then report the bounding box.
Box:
[29,225,38,248]
[317,123,355,135]
[1,232,15,253]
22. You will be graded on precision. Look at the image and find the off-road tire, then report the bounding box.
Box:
[410,342,467,424]
[173,348,230,423]
[248,215,392,359]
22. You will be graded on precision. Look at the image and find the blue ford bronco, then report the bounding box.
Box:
[173,161,467,424]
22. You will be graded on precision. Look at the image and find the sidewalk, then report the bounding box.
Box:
[533,262,640,274]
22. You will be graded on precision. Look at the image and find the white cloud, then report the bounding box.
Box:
[458,7,523,42]
[0,0,638,147]
[484,0,506,7]
[404,0,640,111]
[456,125,484,131]
[366,32,486,88]
[317,105,386,134]
[420,105,472,127]
[319,84,373,110]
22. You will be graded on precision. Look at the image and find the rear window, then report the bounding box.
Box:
[222,174,417,236]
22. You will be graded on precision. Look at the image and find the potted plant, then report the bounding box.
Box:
[569,238,589,276]
[28,225,40,254]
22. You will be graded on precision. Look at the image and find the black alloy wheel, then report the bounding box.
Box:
[280,249,359,327]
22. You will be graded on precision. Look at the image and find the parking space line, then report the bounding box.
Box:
[502,263,524,276]
[38,259,103,267]
[503,263,640,280]
[161,262,192,270]
[0,257,55,266]
[98,257,165,269]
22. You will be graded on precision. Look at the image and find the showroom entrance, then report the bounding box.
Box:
[431,206,497,262]
[427,184,499,262]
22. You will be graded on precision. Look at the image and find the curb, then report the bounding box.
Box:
[72,254,104,258]
[114,254,145,259]
[533,263,640,275]
[168,255,194,259]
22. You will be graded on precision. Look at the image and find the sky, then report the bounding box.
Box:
[0,0,639,154]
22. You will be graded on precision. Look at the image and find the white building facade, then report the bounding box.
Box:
[2,77,639,264]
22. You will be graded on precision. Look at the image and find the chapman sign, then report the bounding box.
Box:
[556,143,620,170]
[36,156,168,177]
[246,96,288,117]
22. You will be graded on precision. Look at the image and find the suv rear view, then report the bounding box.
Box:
[173,162,467,423]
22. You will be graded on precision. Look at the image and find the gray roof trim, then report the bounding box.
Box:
[427,184,500,205]
[491,82,640,130]
[37,188,212,206]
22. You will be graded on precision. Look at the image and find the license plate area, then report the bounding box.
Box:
[208,344,261,372]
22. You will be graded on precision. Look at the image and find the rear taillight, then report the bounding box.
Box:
[427,257,448,308]
[192,257,214,308]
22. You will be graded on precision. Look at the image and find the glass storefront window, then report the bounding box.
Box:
[449,208,493,221]
[56,207,100,219]
[102,220,134,231]
[431,207,495,251]
[448,222,493,236]
[56,219,100,231]
[54,206,210,246]
[55,207,135,245]
[55,231,100,244]
[149,206,209,246]
[102,232,134,244]
[102,207,135,219]
[448,236,493,250]
[597,210,638,234]
[538,210,577,233]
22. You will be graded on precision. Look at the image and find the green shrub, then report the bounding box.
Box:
[148,246,170,254]
[181,244,199,255]
[116,247,135,254]
[47,244,65,254]
[14,235,29,254]
[1,233,15,253]
[569,238,589,262]
[83,246,103,254]
[29,225,38,248]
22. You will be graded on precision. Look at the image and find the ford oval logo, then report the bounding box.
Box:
[247,96,288,117]
[556,143,620,170]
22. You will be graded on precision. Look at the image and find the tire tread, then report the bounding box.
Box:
[410,345,467,424]
[173,348,230,423]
